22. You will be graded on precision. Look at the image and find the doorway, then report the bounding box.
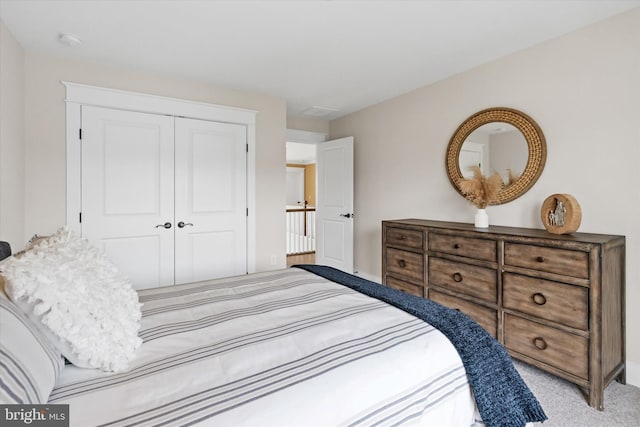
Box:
[284,130,355,273]
[286,134,319,266]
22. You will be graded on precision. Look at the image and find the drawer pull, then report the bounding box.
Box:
[398,259,406,268]
[454,243,460,249]
[536,256,545,263]
[532,292,547,305]
[533,337,548,350]
[400,235,406,240]
[452,272,463,282]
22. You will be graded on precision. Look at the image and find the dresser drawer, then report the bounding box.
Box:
[504,314,588,380]
[429,290,497,338]
[385,248,424,282]
[504,243,589,279]
[385,276,424,297]
[429,232,496,262]
[503,273,588,330]
[386,227,423,250]
[428,257,497,303]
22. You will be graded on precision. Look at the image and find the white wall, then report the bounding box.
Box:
[0,21,25,250]
[330,8,640,384]
[22,53,287,271]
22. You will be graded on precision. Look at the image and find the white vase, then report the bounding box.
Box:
[475,208,489,228]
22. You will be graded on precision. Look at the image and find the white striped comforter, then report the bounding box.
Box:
[49,268,481,427]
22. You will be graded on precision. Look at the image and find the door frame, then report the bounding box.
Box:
[285,131,354,273]
[63,81,258,273]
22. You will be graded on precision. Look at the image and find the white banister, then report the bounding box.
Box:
[286,207,316,255]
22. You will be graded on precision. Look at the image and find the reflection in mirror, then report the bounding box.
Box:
[446,107,546,205]
[458,122,528,186]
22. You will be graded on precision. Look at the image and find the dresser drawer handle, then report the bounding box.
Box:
[453,243,460,249]
[399,235,406,240]
[536,256,545,263]
[533,337,548,350]
[452,272,463,282]
[532,292,547,305]
[398,259,406,268]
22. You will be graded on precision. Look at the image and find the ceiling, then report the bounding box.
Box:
[2,1,639,120]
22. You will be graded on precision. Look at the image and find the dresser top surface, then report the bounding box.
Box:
[383,219,625,245]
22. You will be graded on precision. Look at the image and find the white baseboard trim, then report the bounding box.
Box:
[626,360,640,387]
[353,270,381,284]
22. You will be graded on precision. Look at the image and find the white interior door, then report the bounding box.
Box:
[286,167,305,206]
[315,137,354,273]
[459,141,485,177]
[174,118,247,285]
[81,106,175,289]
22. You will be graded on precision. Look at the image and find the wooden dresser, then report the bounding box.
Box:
[382,219,625,410]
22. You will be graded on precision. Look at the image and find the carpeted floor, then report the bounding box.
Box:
[514,361,640,427]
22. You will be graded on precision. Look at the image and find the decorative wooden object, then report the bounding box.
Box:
[382,219,625,410]
[541,194,582,234]
[446,107,547,204]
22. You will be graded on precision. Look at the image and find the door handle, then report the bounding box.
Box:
[339,213,354,218]
[155,222,172,229]
[177,221,194,228]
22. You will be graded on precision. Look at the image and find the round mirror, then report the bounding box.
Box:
[446,107,546,204]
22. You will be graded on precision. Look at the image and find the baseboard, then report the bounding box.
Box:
[353,270,381,284]
[626,360,640,387]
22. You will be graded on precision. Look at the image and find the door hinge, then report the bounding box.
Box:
[79,128,82,140]
[246,208,249,216]
[246,143,249,153]
[79,212,82,223]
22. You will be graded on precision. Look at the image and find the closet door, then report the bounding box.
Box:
[174,118,247,285]
[81,106,175,289]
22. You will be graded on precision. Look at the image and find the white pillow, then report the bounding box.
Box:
[1,227,142,372]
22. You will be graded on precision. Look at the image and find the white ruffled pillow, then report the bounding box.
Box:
[1,227,142,372]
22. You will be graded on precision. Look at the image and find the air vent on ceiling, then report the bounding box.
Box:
[302,106,339,118]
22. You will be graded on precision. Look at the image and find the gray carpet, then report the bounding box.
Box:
[514,361,640,427]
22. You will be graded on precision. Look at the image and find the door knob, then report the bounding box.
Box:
[177,221,194,228]
[339,213,353,218]
[155,222,172,229]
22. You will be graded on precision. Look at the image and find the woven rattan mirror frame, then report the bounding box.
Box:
[446,107,547,205]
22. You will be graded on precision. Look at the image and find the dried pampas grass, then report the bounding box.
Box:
[459,166,504,209]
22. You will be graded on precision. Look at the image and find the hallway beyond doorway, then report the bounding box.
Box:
[287,252,315,267]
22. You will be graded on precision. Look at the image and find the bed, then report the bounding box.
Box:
[0,235,545,427]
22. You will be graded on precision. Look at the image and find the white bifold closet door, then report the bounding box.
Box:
[173,117,247,285]
[81,106,247,289]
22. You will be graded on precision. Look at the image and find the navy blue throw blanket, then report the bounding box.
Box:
[294,264,546,427]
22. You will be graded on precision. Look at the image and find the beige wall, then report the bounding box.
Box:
[330,8,640,383]
[304,163,317,207]
[0,21,25,250]
[489,130,528,183]
[286,116,330,135]
[23,53,287,271]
